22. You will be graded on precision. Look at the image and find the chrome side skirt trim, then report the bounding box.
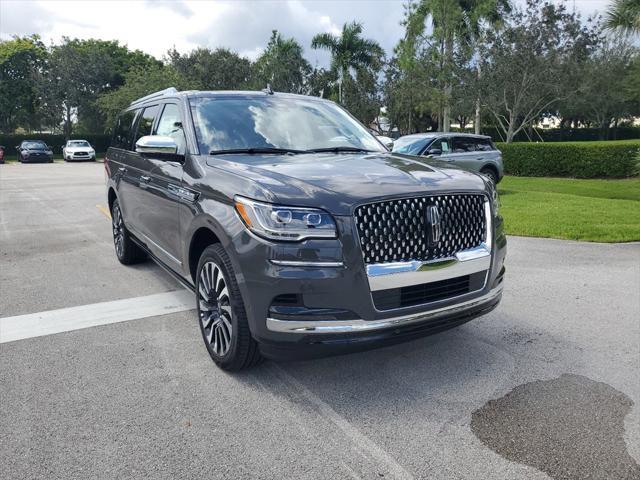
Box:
[270,260,344,268]
[139,233,182,266]
[266,285,502,334]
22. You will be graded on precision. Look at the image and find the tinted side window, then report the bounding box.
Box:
[134,105,160,144]
[452,137,476,152]
[154,104,186,154]
[475,138,494,151]
[112,110,137,150]
[429,138,451,155]
[133,105,158,145]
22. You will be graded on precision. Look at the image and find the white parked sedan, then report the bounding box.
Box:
[63,140,96,161]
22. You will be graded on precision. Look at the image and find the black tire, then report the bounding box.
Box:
[196,244,262,371]
[111,199,146,265]
[481,168,498,185]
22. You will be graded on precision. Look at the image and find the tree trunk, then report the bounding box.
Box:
[506,124,515,143]
[442,34,453,133]
[474,62,481,135]
[64,105,72,141]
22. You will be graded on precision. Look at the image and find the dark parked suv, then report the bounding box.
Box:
[105,88,506,370]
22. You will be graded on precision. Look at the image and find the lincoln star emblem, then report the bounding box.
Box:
[426,205,443,245]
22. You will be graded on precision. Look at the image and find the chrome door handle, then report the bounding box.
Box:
[140,175,151,183]
[118,167,126,172]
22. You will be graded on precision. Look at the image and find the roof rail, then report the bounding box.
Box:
[130,87,178,106]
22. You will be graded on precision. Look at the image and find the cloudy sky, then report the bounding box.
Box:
[0,0,612,66]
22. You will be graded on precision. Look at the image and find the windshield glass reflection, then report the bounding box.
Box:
[190,96,386,155]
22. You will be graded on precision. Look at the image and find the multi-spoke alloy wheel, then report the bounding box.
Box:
[110,198,145,265]
[112,204,124,258]
[198,261,233,357]
[195,244,262,370]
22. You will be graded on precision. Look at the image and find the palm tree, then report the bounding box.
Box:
[311,22,384,104]
[401,0,510,132]
[605,0,640,34]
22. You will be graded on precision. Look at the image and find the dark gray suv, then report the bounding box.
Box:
[105,88,506,370]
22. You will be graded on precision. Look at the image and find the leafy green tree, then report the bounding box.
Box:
[605,0,640,34]
[96,63,193,130]
[478,1,599,142]
[399,0,510,132]
[383,54,438,134]
[306,67,336,99]
[168,47,253,90]
[0,35,46,133]
[624,56,640,106]
[342,66,381,126]
[252,30,311,93]
[578,39,639,139]
[311,21,384,104]
[37,38,161,136]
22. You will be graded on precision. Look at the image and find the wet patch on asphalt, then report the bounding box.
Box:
[471,374,639,480]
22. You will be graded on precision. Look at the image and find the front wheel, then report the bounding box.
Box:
[481,168,498,185]
[196,244,262,371]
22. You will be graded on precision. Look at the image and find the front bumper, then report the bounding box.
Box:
[66,153,95,161]
[223,204,507,360]
[266,283,503,334]
[22,154,53,163]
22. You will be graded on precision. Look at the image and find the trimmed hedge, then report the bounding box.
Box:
[0,134,111,154]
[497,140,640,178]
[452,126,640,143]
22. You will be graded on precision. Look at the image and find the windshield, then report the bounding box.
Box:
[68,141,90,147]
[23,141,47,149]
[190,96,386,154]
[392,136,431,155]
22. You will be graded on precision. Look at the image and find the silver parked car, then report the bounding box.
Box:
[393,133,503,183]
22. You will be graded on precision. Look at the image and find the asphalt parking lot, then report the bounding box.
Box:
[1,162,639,480]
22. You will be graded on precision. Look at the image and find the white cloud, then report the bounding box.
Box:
[0,0,614,65]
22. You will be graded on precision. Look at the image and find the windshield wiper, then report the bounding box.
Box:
[209,147,305,155]
[305,146,377,153]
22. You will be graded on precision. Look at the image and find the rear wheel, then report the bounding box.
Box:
[111,199,146,265]
[196,244,262,371]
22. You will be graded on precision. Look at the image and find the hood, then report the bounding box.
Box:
[25,146,50,151]
[205,152,488,215]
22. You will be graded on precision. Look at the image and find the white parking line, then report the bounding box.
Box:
[0,290,194,343]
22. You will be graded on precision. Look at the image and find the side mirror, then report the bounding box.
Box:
[135,135,178,156]
[427,148,442,156]
[383,140,394,150]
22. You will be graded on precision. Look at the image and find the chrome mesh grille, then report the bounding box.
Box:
[354,194,486,265]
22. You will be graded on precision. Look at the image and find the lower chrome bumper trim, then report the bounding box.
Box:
[266,285,503,334]
[270,260,344,267]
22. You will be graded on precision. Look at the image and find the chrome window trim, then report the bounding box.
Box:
[266,284,503,334]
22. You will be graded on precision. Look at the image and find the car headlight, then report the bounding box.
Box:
[234,196,337,241]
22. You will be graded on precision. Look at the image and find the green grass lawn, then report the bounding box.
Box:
[498,176,640,242]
